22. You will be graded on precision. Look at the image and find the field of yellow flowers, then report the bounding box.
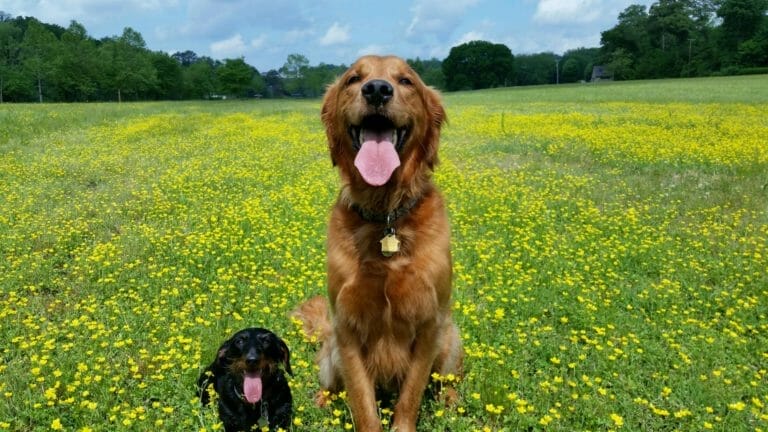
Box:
[1,74,767,431]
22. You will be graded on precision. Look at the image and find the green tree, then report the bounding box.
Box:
[514,53,557,85]
[20,19,57,102]
[182,57,217,99]
[600,5,650,79]
[560,47,600,82]
[172,50,198,67]
[442,40,514,91]
[150,51,182,100]
[303,63,345,98]
[99,27,158,102]
[408,57,445,89]
[54,21,98,101]
[216,57,257,98]
[263,69,284,98]
[607,48,636,80]
[645,0,698,76]
[717,0,768,65]
[280,53,309,95]
[0,20,21,102]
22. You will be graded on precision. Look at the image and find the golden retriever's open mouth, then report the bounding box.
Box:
[348,114,409,152]
[348,114,409,186]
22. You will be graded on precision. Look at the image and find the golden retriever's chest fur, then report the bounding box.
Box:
[327,203,449,381]
[333,257,440,383]
[331,228,441,335]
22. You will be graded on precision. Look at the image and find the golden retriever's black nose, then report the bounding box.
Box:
[362,79,393,107]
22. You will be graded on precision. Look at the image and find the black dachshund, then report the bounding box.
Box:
[197,328,293,431]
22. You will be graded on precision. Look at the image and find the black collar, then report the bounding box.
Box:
[351,196,420,226]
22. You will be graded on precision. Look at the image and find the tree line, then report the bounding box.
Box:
[601,0,768,80]
[1,0,766,102]
[0,13,352,102]
[440,0,768,90]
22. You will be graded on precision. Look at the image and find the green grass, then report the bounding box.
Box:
[1,75,767,431]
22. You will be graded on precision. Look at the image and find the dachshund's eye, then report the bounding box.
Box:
[235,336,247,348]
[399,77,413,86]
[347,75,361,85]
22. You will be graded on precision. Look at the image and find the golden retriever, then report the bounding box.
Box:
[293,55,462,432]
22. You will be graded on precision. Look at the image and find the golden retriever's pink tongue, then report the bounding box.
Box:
[354,134,400,186]
[243,372,262,404]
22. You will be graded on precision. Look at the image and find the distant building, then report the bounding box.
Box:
[591,66,614,82]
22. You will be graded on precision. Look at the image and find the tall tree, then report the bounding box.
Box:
[408,57,445,89]
[600,5,650,78]
[303,63,345,97]
[442,40,514,91]
[560,47,600,82]
[20,19,57,102]
[281,53,309,96]
[717,0,768,65]
[514,52,559,85]
[263,69,284,98]
[99,27,157,102]
[0,20,21,102]
[182,57,217,99]
[172,50,198,67]
[54,21,98,101]
[645,0,698,76]
[150,51,183,100]
[216,57,257,98]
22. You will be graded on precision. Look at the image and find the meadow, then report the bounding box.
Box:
[0,74,766,431]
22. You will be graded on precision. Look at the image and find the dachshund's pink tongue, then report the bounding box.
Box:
[354,130,400,186]
[243,372,262,404]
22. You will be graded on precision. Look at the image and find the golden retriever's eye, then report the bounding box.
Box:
[347,75,361,86]
[399,77,413,86]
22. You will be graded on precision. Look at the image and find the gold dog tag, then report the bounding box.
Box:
[380,234,400,257]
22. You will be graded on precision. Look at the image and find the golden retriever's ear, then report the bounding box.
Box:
[427,86,446,129]
[321,80,341,166]
[424,86,446,169]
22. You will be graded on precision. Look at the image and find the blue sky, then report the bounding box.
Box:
[3,0,653,72]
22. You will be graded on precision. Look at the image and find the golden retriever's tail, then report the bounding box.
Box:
[290,296,332,343]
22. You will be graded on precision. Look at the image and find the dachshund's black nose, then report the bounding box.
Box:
[362,79,393,107]
[246,354,259,368]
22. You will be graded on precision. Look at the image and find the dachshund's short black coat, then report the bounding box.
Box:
[197,328,293,431]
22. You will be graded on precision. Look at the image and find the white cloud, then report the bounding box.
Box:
[533,0,605,25]
[406,0,480,40]
[250,35,267,50]
[454,31,487,46]
[320,22,350,46]
[283,28,315,44]
[4,0,175,26]
[210,34,247,58]
[502,31,601,55]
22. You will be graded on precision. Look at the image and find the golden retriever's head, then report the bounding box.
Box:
[321,55,445,194]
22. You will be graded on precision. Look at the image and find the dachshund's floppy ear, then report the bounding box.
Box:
[197,337,232,405]
[214,336,233,367]
[321,80,341,166]
[278,337,293,376]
